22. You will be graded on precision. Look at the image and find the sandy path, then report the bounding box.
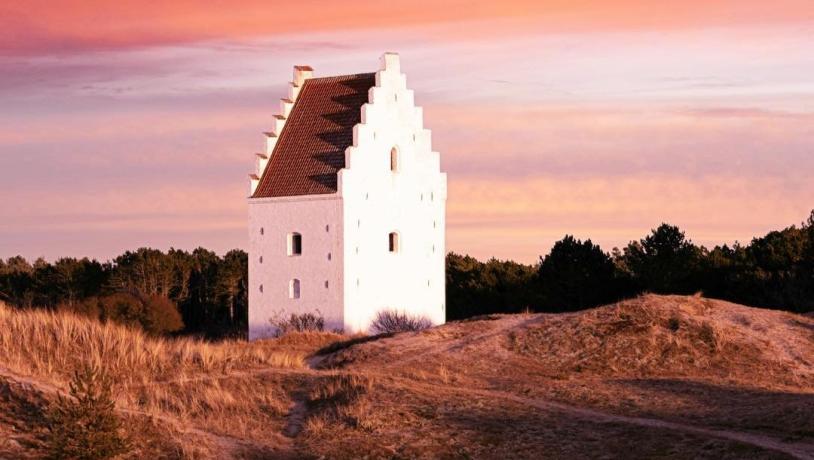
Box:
[460,385,814,460]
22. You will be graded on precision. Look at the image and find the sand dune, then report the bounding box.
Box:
[2,295,813,459]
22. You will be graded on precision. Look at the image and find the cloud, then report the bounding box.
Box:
[2,1,812,57]
[428,104,814,180]
[2,15,813,263]
[447,175,814,262]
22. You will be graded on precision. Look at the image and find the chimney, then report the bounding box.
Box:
[379,52,400,72]
[293,65,313,87]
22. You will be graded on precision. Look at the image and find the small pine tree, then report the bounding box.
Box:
[46,364,129,459]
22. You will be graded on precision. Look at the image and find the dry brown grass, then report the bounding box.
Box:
[3,296,814,459]
[0,303,317,387]
[0,303,346,458]
[506,294,814,387]
[304,373,376,433]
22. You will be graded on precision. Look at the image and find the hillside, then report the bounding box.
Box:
[2,295,814,459]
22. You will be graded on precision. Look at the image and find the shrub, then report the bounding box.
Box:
[45,364,129,459]
[371,310,432,334]
[271,311,325,336]
[667,317,680,332]
[73,293,184,336]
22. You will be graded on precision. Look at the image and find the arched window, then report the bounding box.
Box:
[288,232,302,256]
[389,232,400,253]
[390,147,399,172]
[289,279,300,299]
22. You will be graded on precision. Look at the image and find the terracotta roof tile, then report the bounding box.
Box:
[252,73,375,198]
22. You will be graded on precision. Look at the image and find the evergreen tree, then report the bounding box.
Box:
[45,364,129,459]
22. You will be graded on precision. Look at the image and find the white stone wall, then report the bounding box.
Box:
[247,195,344,339]
[338,53,447,333]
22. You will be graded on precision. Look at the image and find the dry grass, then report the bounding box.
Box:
[3,296,814,459]
[0,303,316,387]
[0,303,346,458]
[507,294,814,386]
[305,373,376,433]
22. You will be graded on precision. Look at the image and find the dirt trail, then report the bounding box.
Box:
[282,393,309,438]
[465,385,814,460]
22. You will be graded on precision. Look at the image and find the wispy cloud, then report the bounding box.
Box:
[1,5,813,262]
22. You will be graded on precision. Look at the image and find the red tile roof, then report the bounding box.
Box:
[252,73,375,198]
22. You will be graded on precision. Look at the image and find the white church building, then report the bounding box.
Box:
[247,53,447,339]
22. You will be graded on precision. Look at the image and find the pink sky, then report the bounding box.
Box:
[1,1,813,263]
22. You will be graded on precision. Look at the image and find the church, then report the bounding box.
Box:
[247,53,447,339]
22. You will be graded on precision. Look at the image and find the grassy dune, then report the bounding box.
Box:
[2,296,814,459]
[0,303,341,458]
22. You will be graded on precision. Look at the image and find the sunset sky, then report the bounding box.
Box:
[1,1,813,263]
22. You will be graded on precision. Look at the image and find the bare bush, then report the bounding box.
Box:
[271,311,325,336]
[371,310,432,334]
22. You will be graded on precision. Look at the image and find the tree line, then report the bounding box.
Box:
[1,210,812,337]
[0,248,247,338]
[446,210,814,320]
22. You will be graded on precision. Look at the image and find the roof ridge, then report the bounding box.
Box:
[305,72,376,82]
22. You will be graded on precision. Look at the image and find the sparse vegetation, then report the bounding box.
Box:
[370,310,432,334]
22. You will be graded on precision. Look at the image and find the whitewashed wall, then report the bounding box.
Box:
[339,53,447,333]
[247,195,344,339]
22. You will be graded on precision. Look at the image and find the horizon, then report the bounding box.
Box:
[2,1,813,264]
[3,210,813,266]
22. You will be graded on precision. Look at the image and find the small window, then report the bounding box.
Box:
[324,280,329,289]
[327,252,332,261]
[389,232,400,253]
[260,227,264,235]
[288,232,302,256]
[259,284,263,293]
[259,256,263,264]
[390,147,399,172]
[289,279,300,299]
[325,224,329,232]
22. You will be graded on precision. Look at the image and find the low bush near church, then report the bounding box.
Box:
[271,311,325,336]
[371,310,432,334]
